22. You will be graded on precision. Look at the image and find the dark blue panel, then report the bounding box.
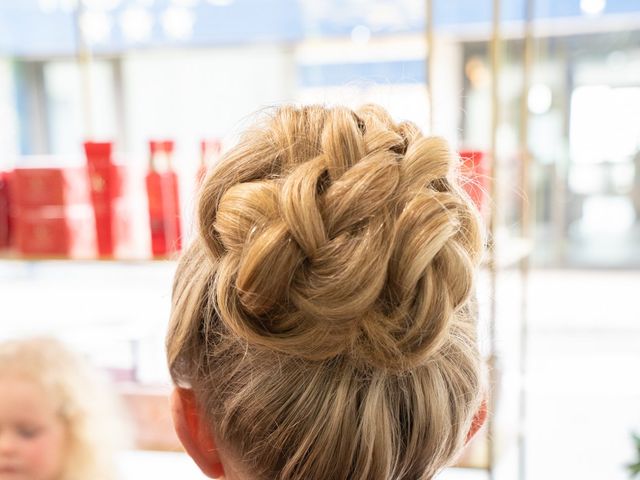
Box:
[0,0,304,55]
[1,0,639,56]
[604,0,640,15]
[189,0,303,45]
[539,0,640,17]
[434,0,494,26]
[102,0,304,51]
[436,0,640,23]
[300,0,425,36]
[298,60,426,87]
[0,3,76,56]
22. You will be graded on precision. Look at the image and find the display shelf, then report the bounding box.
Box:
[0,233,533,268]
[0,236,532,267]
[0,238,533,268]
[0,251,177,263]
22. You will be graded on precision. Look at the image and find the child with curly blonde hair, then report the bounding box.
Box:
[0,337,127,480]
[167,104,488,480]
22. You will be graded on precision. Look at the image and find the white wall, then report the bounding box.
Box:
[121,45,296,170]
[295,35,464,146]
[0,58,19,169]
[431,37,464,147]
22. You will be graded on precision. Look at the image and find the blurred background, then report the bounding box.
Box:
[0,0,639,479]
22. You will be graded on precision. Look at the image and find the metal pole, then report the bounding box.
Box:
[518,0,535,479]
[74,1,94,139]
[488,0,501,478]
[426,0,434,132]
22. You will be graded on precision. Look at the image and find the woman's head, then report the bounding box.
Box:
[0,338,125,480]
[167,104,486,480]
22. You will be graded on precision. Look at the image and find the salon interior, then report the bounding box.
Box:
[0,0,639,479]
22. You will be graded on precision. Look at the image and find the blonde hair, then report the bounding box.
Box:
[0,337,127,480]
[167,104,485,480]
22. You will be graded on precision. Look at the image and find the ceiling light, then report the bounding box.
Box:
[120,6,153,42]
[171,0,200,7]
[351,25,371,45]
[79,10,112,44]
[528,84,553,115]
[161,6,195,40]
[58,0,78,13]
[37,0,59,13]
[580,0,606,16]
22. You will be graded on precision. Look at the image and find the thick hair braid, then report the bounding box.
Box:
[197,105,483,370]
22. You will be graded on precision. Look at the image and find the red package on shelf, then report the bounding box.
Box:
[0,172,12,249]
[84,141,125,257]
[14,205,96,258]
[459,150,490,213]
[146,140,181,257]
[11,167,90,208]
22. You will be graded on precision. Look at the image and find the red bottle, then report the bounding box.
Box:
[197,139,221,187]
[84,141,123,257]
[146,140,181,257]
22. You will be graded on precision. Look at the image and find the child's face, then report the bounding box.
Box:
[0,376,68,480]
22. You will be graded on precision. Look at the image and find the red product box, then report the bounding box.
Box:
[11,168,90,208]
[14,205,96,258]
[0,172,12,249]
[459,150,490,214]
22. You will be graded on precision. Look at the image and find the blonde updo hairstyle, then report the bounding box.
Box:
[167,105,485,480]
[0,337,127,480]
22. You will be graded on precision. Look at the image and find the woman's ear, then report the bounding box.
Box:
[170,387,225,479]
[466,398,488,444]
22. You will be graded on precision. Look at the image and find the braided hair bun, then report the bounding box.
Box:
[197,105,483,371]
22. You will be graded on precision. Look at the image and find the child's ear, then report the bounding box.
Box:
[170,387,225,479]
[466,398,488,444]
